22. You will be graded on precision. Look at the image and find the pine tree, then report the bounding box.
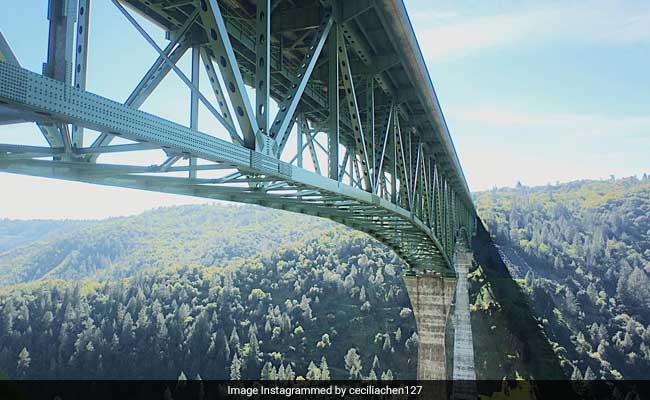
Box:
[584,366,597,380]
[372,355,380,372]
[230,354,241,380]
[380,369,393,380]
[229,327,240,350]
[586,284,598,304]
[570,366,582,380]
[306,361,321,380]
[17,347,31,377]
[248,331,261,365]
[260,362,273,380]
[375,268,385,285]
[344,348,362,379]
[565,288,579,316]
[285,364,295,380]
[405,332,419,351]
[320,357,330,381]
[382,334,392,352]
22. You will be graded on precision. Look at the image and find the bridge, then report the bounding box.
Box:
[0,0,477,383]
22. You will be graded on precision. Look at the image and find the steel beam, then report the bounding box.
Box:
[328,24,339,181]
[338,28,372,191]
[271,16,333,156]
[189,46,200,179]
[89,8,198,154]
[71,0,90,148]
[199,0,259,149]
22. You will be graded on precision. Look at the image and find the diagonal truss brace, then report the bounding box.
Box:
[199,0,259,149]
[338,28,372,191]
[89,6,199,157]
[271,15,334,157]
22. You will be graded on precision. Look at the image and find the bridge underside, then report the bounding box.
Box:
[0,0,476,273]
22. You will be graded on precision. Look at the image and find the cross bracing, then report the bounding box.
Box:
[0,0,476,273]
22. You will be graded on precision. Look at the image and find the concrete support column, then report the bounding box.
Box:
[404,272,456,380]
[452,248,478,399]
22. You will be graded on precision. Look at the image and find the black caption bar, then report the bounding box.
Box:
[1,380,649,400]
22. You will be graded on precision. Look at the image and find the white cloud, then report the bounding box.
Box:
[412,1,650,61]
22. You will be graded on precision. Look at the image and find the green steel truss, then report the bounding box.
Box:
[0,0,476,273]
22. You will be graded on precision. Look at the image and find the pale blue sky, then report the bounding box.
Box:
[0,1,649,218]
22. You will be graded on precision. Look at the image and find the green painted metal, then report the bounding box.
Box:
[0,0,477,274]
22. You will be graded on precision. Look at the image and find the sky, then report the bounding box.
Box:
[0,0,649,219]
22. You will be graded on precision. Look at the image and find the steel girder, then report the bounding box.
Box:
[0,0,476,274]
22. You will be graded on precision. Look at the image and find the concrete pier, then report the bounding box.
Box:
[404,272,456,380]
[452,248,477,399]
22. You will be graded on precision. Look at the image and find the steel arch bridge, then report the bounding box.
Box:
[0,0,476,274]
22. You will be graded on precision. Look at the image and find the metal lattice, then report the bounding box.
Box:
[0,0,476,273]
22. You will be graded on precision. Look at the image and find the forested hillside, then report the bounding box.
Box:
[0,205,332,288]
[0,219,86,253]
[0,207,417,380]
[475,176,650,380]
